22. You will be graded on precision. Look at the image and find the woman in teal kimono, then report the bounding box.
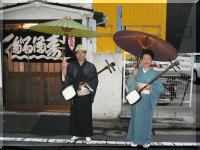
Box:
[126,49,164,148]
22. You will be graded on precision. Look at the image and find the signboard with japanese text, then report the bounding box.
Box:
[3,30,81,62]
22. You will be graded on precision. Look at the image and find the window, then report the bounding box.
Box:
[195,55,200,63]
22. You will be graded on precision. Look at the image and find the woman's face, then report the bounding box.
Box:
[142,54,153,68]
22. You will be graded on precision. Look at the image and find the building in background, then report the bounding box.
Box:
[1,1,105,112]
[93,1,167,53]
[0,0,197,120]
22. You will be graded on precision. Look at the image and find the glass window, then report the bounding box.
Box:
[195,55,200,63]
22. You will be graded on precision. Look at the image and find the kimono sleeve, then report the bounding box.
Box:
[126,75,137,94]
[87,64,98,92]
[62,64,73,89]
[87,64,99,102]
[150,72,164,109]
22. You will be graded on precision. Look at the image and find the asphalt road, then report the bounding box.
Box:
[1,146,200,150]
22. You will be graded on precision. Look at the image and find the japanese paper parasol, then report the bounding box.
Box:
[113,30,178,62]
[30,17,101,37]
[29,17,101,61]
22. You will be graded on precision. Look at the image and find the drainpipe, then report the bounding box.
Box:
[117,6,122,53]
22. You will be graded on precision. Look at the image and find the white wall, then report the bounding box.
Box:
[2,3,93,20]
[91,53,123,119]
[2,1,93,8]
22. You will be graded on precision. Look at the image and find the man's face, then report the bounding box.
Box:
[75,50,86,61]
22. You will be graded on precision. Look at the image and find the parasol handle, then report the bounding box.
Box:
[58,47,66,61]
[136,57,141,68]
[62,48,65,61]
[61,36,68,61]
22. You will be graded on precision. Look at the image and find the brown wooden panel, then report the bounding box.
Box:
[7,77,21,104]
[13,62,19,72]
[7,72,60,77]
[43,76,67,105]
[36,63,41,72]
[6,103,70,112]
[27,76,31,104]
[8,58,14,72]
[6,104,70,112]
[25,63,31,72]
[30,77,40,104]
[55,78,67,105]
[4,56,71,112]
[19,62,24,72]
[20,77,26,104]
[53,77,57,105]
[7,77,14,104]
[49,63,54,72]
[19,77,29,104]
[31,63,36,72]
[50,77,55,105]
[55,63,61,72]
[43,63,49,72]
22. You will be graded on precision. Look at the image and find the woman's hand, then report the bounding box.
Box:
[136,84,151,91]
[145,84,151,90]
[132,69,138,80]
[136,87,141,91]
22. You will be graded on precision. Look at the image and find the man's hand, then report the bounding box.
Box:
[79,83,87,89]
[61,60,69,79]
[61,60,69,69]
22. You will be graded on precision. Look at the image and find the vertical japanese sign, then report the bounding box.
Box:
[3,30,81,62]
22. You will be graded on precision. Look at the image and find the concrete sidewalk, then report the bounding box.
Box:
[1,111,200,147]
[1,111,198,134]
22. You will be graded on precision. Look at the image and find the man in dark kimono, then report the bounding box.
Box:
[61,44,98,144]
